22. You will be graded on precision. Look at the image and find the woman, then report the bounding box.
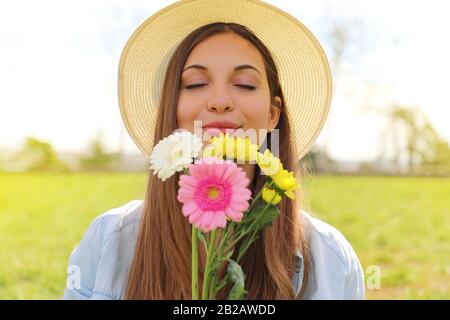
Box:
[64,0,365,300]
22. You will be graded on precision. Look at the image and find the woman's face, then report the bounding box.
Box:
[177,32,281,146]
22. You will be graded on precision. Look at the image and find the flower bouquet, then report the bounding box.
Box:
[149,130,300,299]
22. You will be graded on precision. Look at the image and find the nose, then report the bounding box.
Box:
[207,87,234,113]
[207,103,232,113]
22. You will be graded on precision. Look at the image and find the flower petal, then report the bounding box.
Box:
[178,155,251,232]
[231,190,251,203]
[219,163,237,180]
[225,206,244,222]
[179,174,199,189]
[230,201,249,212]
[177,187,195,203]
[189,162,209,180]
[195,210,215,232]
[227,169,246,185]
[188,207,204,224]
[211,211,227,229]
[181,201,198,217]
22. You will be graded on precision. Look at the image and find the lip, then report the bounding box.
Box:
[204,127,238,135]
[202,121,241,129]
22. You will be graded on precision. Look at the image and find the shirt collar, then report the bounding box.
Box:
[295,248,304,273]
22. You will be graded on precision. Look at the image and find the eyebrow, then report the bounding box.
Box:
[182,64,261,75]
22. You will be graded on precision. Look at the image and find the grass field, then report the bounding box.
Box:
[0,172,448,299]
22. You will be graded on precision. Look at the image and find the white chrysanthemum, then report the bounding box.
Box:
[149,130,202,181]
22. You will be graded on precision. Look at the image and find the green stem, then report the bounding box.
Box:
[209,222,233,263]
[213,273,229,296]
[208,269,218,299]
[237,200,274,261]
[192,225,199,300]
[225,199,269,252]
[183,167,199,299]
[202,229,217,299]
[218,183,274,262]
[208,223,234,299]
[206,180,277,298]
[237,230,258,262]
[214,198,276,295]
[246,180,273,213]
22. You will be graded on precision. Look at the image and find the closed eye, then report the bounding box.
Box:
[236,84,256,90]
[183,84,255,90]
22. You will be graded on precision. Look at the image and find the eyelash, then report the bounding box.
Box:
[183,84,255,91]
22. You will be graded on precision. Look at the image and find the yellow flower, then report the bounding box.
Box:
[202,133,258,162]
[256,149,283,176]
[271,168,300,200]
[284,189,296,200]
[262,187,282,205]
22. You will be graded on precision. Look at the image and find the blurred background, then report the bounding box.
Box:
[0,0,448,299]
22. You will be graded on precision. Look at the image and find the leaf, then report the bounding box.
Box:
[255,205,280,229]
[218,248,234,263]
[224,248,234,261]
[197,229,208,253]
[238,234,259,259]
[240,200,264,224]
[211,248,234,273]
[226,260,248,300]
[245,204,280,233]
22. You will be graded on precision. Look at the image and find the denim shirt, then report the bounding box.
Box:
[63,200,365,300]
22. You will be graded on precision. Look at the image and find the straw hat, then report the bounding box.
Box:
[118,0,332,160]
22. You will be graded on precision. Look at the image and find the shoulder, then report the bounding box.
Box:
[92,199,144,242]
[301,210,356,269]
[300,209,365,299]
[63,199,144,299]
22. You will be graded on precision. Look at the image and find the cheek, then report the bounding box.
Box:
[241,99,270,129]
[176,98,202,130]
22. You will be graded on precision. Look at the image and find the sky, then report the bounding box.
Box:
[1,0,449,162]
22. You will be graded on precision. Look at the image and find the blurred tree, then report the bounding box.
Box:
[79,133,119,171]
[310,1,383,154]
[377,104,450,174]
[13,137,70,172]
[419,125,450,175]
[302,146,336,174]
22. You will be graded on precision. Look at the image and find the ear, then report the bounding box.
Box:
[268,96,282,132]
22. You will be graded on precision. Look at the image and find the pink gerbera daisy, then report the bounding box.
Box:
[177,156,252,233]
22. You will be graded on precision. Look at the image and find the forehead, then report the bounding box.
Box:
[183,33,265,75]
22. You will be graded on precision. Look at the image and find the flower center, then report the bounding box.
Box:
[195,176,231,211]
[208,187,219,199]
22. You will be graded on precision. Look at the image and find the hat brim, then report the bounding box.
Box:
[118,0,332,160]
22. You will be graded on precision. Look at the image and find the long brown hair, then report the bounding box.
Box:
[125,22,311,300]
